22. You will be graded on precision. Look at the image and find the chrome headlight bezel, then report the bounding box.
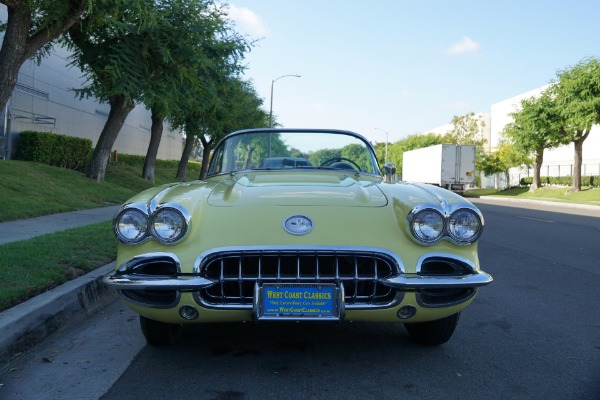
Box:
[151,205,190,244]
[448,208,483,244]
[114,203,191,245]
[114,204,150,244]
[408,204,483,246]
[408,208,446,244]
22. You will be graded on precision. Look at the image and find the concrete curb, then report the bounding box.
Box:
[0,263,117,368]
[467,195,600,210]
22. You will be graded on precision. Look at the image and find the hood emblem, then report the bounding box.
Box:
[283,215,314,235]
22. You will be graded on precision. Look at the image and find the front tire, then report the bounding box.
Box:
[140,316,182,346]
[404,312,461,346]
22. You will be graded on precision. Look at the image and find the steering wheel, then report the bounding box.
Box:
[319,157,362,171]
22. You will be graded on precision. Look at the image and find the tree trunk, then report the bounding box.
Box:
[198,135,212,179]
[142,110,164,182]
[531,148,544,190]
[570,132,587,193]
[242,144,254,170]
[176,134,195,181]
[199,143,212,180]
[0,2,88,111]
[87,94,134,181]
[0,8,31,112]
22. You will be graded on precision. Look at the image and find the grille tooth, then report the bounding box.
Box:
[197,250,401,309]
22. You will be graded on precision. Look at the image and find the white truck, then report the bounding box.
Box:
[401,144,476,194]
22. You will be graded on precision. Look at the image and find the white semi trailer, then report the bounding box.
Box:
[401,144,476,194]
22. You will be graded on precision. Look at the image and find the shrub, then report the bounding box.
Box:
[520,175,600,187]
[520,177,533,186]
[16,131,203,176]
[109,153,187,169]
[109,153,202,175]
[16,131,92,170]
[582,175,600,187]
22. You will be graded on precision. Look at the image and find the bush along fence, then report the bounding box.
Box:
[16,131,92,171]
[520,176,600,187]
[108,152,192,170]
[15,130,201,175]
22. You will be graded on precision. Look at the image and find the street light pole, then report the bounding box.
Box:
[374,128,389,162]
[269,74,301,128]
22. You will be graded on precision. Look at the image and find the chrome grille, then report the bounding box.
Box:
[195,249,401,309]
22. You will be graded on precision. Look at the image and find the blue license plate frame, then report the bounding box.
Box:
[256,283,341,321]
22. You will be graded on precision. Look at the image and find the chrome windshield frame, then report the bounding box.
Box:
[206,128,382,178]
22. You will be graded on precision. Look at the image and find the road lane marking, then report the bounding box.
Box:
[518,216,555,223]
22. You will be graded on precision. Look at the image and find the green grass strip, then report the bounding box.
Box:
[0,221,116,311]
[0,161,201,222]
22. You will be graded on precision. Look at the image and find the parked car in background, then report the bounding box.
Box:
[104,128,492,346]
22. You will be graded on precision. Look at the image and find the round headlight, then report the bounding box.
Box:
[449,209,482,243]
[410,209,445,244]
[115,209,149,243]
[152,207,187,244]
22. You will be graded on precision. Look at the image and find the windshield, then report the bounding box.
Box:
[207,129,380,176]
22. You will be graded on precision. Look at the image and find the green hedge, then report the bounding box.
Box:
[16,130,201,174]
[520,176,600,187]
[16,131,92,170]
[110,153,180,169]
[109,153,201,173]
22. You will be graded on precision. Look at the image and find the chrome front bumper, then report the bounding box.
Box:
[103,274,214,291]
[103,248,492,310]
[382,271,493,290]
[103,270,493,291]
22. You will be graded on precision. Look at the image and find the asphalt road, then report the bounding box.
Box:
[1,200,599,400]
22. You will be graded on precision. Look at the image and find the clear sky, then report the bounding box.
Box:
[226,1,600,145]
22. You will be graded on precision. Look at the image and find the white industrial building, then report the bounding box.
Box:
[0,6,182,161]
[428,87,600,189]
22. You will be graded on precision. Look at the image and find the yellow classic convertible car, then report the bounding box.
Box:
[104,128,492,346]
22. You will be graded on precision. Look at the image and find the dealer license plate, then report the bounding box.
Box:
[256,283,340,321]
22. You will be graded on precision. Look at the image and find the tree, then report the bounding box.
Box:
[139,1,249,182]
[373,142,386,165]
[480,140,531,189]
[503,89,567,190]
[308,148,342,166]
[66,0,161,181]
[200,78,268,179]
[67,0,250,182]
[552,57,600,192]
[342,143,371,171]
[142,108,164,182]
[173,76,267,181]
[443,112,487,147]
[0,0,89,113]
[176,122,203,181]
[237,131,287,169]
[442,112,488,175]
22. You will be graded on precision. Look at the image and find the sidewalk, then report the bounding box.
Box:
[468,195,600,217]
[0,205,121,368]
[0,205,121,245]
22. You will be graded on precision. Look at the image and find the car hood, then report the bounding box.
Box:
[207,173,388,207]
